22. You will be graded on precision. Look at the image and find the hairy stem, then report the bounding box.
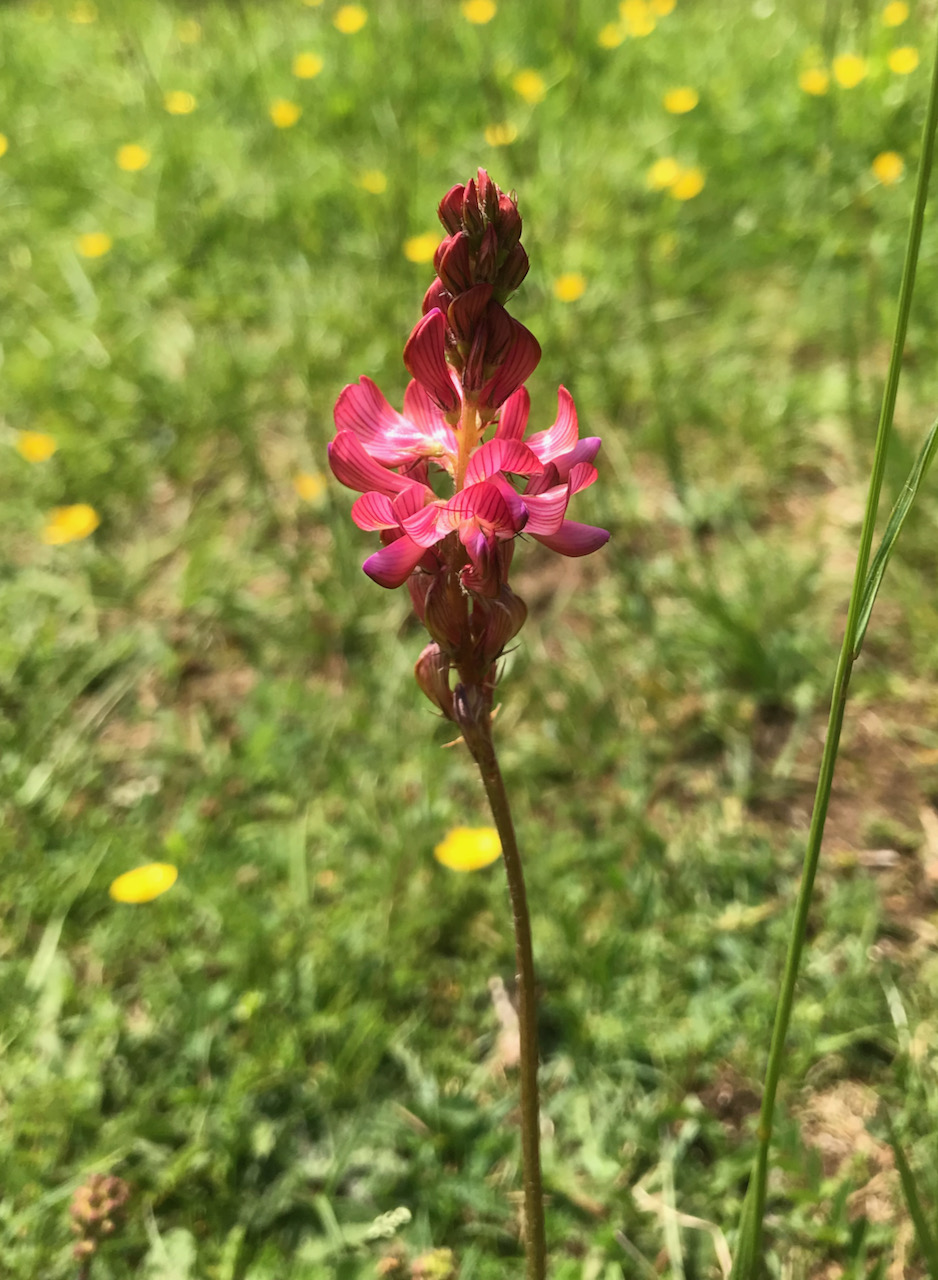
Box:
[461,705,547,1280]
[732,23,938,1278]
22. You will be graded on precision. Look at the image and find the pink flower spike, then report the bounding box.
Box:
[465,437,543,486]
[495,387,530,441]
[524,386,580,464]
[363,535,429,588]
[532,520,610,557]
[328,430,418,496]
[403,310,460,416]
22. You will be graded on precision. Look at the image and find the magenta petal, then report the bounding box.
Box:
[403,501,447,547]
[477,320,541,415]
[553,436,602,479]
[403,310,460,415]
[333,378,413,464]
[567,462,598,495]
[447,481,522,535]
[351,491,398,531]
[488,473,528,530]
[363,536,429,588]
[522,484,570,535]
[532,521,610,557]
[495,387,530,441]
[328,431,415,496]
[525,386,580,464]
[402,380,457,457]
[465,437,543,485]
[392,484,432,521]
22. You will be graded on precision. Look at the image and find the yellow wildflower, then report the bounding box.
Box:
[646,156,681,190]
[889,46,919,74]
[164,90,197,115]
[553,272,587,303]
[597,23,625,48]
[620,0,655,34]
[484,122,518,146]
[832,53,868,88]
[512,69,547,104]
[76,232,112,258]
[333,4,367,33]
[882,1,909,25]
[269,99,302,128]
[462,0,496,21]
[42,504,100,545]
[434,827,502,872]
[872,150,904,184]
[293,52,324,78]
[294,472,327,501]
[799,67,830,95]
[358,168,387,193]
[16,431,57,463]
[403,232,439,264]
[67,0,97,22]
[663,86,698,114]
[116,144,150,172]
[0,133,7,158]
[176,18,202,42]
[109,863,178,904]
[651,0,675,11]
[669,167,705,200]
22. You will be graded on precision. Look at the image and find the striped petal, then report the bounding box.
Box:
[402,380,459,457]
[495,386,530,441]
[465,437,543,486]
[522,483,570,535]
[351,491,398,531]
[524,386,580,464]
[403,310,460,415]
[363,535,429,588]
[328,430,416,496]
[553,436,602,479]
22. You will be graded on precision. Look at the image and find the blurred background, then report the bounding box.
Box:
[3,0,938,1275]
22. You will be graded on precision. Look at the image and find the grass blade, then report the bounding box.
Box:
[884,1111,938,1275]
[853,417,938,659]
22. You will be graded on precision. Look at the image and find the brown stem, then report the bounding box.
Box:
[460,696,547,1280]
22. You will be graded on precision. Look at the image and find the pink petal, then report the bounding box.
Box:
[403,310,460,415]
[402,501,447,547]
[363,535,429,588]
[552,437,602,480]
[402,381,458,455]
[465,438,543,486]
[522,484,570,535]
[532,521,610,557]
[447,481,522,535]
[495,387,530,441]
[351,491,398,531]
[392,484,432,520]
[328,431,416,496]
[525,386,580,464]
[567,462,598,495]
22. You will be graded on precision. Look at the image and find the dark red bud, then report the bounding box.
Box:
[462,179,484,237]
[422,278,452,316]
[474,586,527,663]
[438,185,465,234]
[447,283,493,344]
[433,233,458,274]
[495,243,529,298]
[494,193,523,249]
[437,232,474,294]
[476,168,499,222]
[476,224,499,283]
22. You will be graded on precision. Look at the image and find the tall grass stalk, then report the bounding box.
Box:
[730,25,938,1279]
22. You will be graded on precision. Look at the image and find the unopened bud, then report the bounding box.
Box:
[461,179,484,238]
[476,168,499,222]
[494,193,522,250]
[447,283,492,345]
[474,587,527,663]
[415,644,456,720]
[494,242,529,299]
[422,278,451,317]
[437,233,473,294]
[438,185,465,234]
[424,571,467,653]
[476,224,499,284]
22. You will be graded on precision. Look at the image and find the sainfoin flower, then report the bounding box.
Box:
[329,170,609,719]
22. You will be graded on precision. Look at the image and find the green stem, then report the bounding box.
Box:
[735,24,938,1277]
[461,708,547,1280]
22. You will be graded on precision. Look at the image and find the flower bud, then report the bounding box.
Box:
[494,243,529,299]
[415,644,456,719]
[438,185,465,234]
[476,224,499,284]
[494,193,523,250]
[473,586,527,664]
[461,179,484,238]
[447,283,493,346]
[424,570,468,653]
[476,167,499,222]
[437,233,473,294]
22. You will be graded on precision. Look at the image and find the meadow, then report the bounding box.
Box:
[3,0,938,1275]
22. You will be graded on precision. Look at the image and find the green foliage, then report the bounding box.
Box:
[2,0,938,1276]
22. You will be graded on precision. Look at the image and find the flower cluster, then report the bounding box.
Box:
[69,1174,130,1264]
[328,170,609,720]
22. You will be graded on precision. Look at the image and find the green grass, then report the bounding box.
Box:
[3,0,938,1276]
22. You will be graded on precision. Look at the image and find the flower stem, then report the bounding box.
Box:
[454,402,480,493]
[461,705,547,1280]
[731,24,938,1279]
